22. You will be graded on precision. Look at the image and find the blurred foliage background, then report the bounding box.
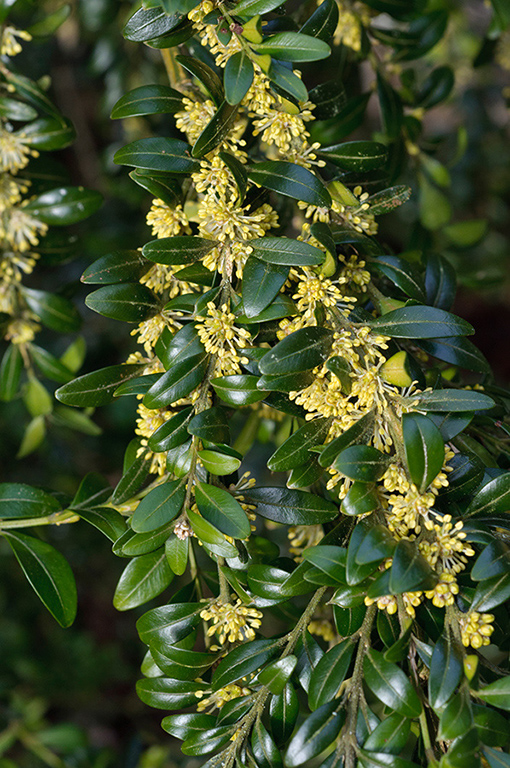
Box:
[1,0,510,765]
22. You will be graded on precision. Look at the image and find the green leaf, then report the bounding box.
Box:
[477,677,510,712]
[234,0,283,15]
[129,169,182,207]
[413,389,495,412]
[439,689,473,740]
[123,6,184,41]
[402,412,444,493]
[243,486,338,525]
[111,84,182,118]
[341,482,379,517]
[419,172,452,230]
[254,32,331,62]
[176,54,224,106]
[363,649,422,718]
[16,416,46,458]
[224,51,254,105]
[471,541,510,582]
[23,288,81,333]
[113,549,173,611]
[258,656,297,695]
[242,256,289,318]
[162,712,216,740]
[358,752,420,768]
[56,364,145,407]
[212,374,268,406]
[417,65,454,108]
[18,117,76,150]
[370,306,473,338]
[270,683,299,745]
[143,353,208,408]
[237,293,297,324]
[137,602,202,647]
[300,0,339,41]
[249,236,325,266]
[151,644,217,681]
[417,336,490,373]
[85,283,159,322]
[258,370,314,393]
[131,480,185,533]
[0,96,37,121]
[319,141,388,172]
[429,634,463,710]
[483,746,510,768]
[473,705,509,747]
[251,719,283,768]
[219,151,248,201]
[142,236,216,265]
[136,677,206,710]
[182,726,232,756]
[192,100,239,158]
[363,713,411,754]
[467,474,510,518]
[114,138,199,173]
[186,508,238,557]
[356,525,396,565]
[188,406,230,443]
[377,73,403,139]
[370,255,426,302]
[212,638,280,690]
[248,161,331,207]
[334,445,389,482]
[319,412,374,467]
[269,60,309,103]
[259,326,333,375]
[5,531,77,628]
[0,344,22,401]
[284,701,345,767]
[0,483,60,519]
[29,345,74,384]
[195,482,251,539]
[157,324,205,369]
[268,417,332,472]
[389,539,437,594]
[24,187,102,225]
[471,572,510,612]
[78,507,127,543]
[198,450,241,475]
[309,639,355,710]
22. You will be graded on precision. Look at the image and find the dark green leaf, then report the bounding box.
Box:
[111,84,182,118]
[188,406,230,444]
[56,364,145,407]
[269,60,309,103]
[319,412,374,467]
[259,326,333,375]
[439,689,473,740]
[143,353,208,408]
[270,683,299,745]
[195,482,251,539]
[363,713,411,754]
[212,374,267,406]
[413,389,494,412]
[319,141,388,172]
[85,283,159,322]
[212,638,280,690]
[243,486,338,525]
[309,640,355,710]
[24,186,101,225]
[390,539,437,593]
[123,6,183,41]
[0,344,22,401]
[341,482,379,517]
[113,549,173,610]
[300,0,339,41]
[192,100,239,158]
[251,719,283,768]
[402,412,444,493]
[136,677,205,710]
[142,236,216,265]
[78,507,127,543]
[473,705,509,747]
[334,445,389,482]
[20,117,76,150]
[5,531,77,627]
[114,138,199,173]
[23,288,81,333]
[242,256,289,318]
[370,305,473,338]
[137,602,202,647]
[268,418,332,471]
[176,54,224,106]
[417,336,490,373]
[258,656,297,695]
[429,634,463,710]
[377,73,403,139]
[254,32,331,62]
[284,701,345,767]
[0,483,60,519]
[483,746,510,768]
[370,255,425,302]
[250,236,325,266]
[224,51,254,105]
[131,480,185,533]
[248,161,331,207]
[471,572,510,612]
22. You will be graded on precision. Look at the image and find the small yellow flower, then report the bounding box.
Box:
[459,611,494,649]
[308,619,335,642]
[195,302,251,376]
[195,683,251,712]
[4,315,39,344]
[200,599,263,645]
[1,206,47,252]
[0,128,38,173]
[288,524,324,561]
[424,571,459,608]
[146,200,190,239]
[0,26,31,57]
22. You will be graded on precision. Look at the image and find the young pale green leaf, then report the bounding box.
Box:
[402,412,444,493]
[5,531,77,628]
[142,236,216,265]
[192,100,239,158]
[243,486,338,525]
[370,305,473,338]
[258,656,297,695]
[131,480,185,533]
[248,161,331,208]
[24,187,102,225]
[363,649,422,718]
[254,32,331,62]
[114,138,199,173]
[195,482,251,539]
[334,445,389,482]
[268,418,332,472]
[413,389,494,412]
[428,635,463,710]
[85,283,159,323]
[212,638,280,690]
[242,256,289,318]
[309,639,355,710]
[249,236,325,266]
[259,326,333,375]
[143,353,208,408]
[113,549,173,611]
[284,701,345,767]
[56,363,145,407]
[111,84,182,118]
[197,450,241,475]
[0,344,22,401]
[224,50,254,105]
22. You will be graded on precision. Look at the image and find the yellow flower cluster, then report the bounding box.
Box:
[459,611,495,649]
[0,26,31,57]
[308,618,336,642]
[288,523,325,561]
[195,683,251,713]
[200,599,263,645]
[195,302,251,376]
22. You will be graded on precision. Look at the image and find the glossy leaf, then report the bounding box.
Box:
[258,656,297,695]
[114,138,199,173]
[309,639,355,710]
[111,84,182,118]
[254,32,331,62]
[85,283,159,322]
[243,486,338,525]
[143,353,208,408]
[370,305,473,338]
[56,364,145,407]
[334,445,389,482]
[24,186,102,225]
[248,161,332,208]
[270,683,299,745]
[363,649,422,718]
[113,549,173,611]
[212,638,280,690]
[195,482,251,539]
[249,236,324,266]
[429,634,463,710]
[413,389,494,412]
[402,412,444,493]
[284,701,345,767]
[268,418,332,472]
[23,288,81,333]
[142,236,216,265]
[259,326,333,375]
[131,480,185,533]
[224,50,254,104]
